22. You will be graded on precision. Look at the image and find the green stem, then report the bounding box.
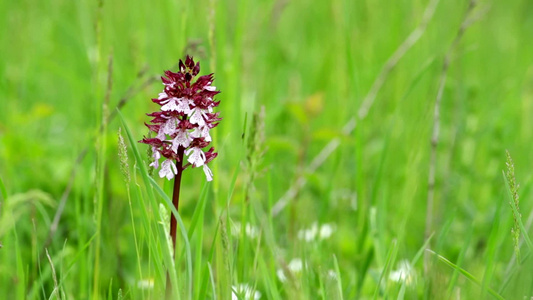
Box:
[167,146,185,298]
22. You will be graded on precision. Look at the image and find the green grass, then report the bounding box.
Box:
[2,0,533,298]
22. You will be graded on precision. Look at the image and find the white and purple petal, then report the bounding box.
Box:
[149,147,161,169]
[159,159,177,180]
[190,127,201,139]
[191,126,211,142]
[201,126,211,142]
[162,117,179,135]
[171,129,192,152]
[176,98,193,114]
[190,108,207,127]
[161,97,180,111]
[186,147,206,167]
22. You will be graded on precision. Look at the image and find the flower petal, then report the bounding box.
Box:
[176,98,193,114]
[158,91,168,99]
[159,159,177,180]
[186,147,206,167]
[189,108,206,127]
[171,129,192,152]
[161,98,180,111]
[149,147,161,169]
[203,164,213,181]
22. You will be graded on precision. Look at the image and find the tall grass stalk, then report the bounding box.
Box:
[425,0,478,275]
[504,151,533,252]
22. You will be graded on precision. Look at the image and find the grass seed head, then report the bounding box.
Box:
[505,150,521,259]
[117,127,130,183]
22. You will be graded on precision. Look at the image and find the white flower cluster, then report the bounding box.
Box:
[231,284,261,300]
[297,222,336,242]
[231,222,260,239]
[276,258,306,282]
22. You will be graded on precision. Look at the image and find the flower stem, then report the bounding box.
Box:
[167,146,185,298]
[170,146,185,248]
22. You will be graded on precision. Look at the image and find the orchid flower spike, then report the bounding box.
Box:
[140,55,221,181]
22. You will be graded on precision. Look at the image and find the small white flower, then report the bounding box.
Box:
[297,223,335,242]
[159,159,178,180]
[327,269,337,280]
[297,223,319,242]
[171,128,192,151]
[186,147,206,167]
[203,164,213,181]
[231,284,261,300]
[319,223,335,240]
[389,260,416,286]
[230,222,258,238]
[277,258,305,283]
[276,269,287,282]
[288,258,303,273]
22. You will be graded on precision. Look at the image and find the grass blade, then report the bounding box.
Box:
[427,250,505,300]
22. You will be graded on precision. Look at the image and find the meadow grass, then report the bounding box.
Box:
[1,0,533,299]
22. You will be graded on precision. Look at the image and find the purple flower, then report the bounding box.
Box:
[140,56,220,181]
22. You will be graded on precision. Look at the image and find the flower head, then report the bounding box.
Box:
[231,284,261,300]
[389,260,416,286]
[276,258,306,283]
[297,222,336,242]
[140,55,220,181]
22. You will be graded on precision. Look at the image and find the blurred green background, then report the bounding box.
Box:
[1,0,533,298]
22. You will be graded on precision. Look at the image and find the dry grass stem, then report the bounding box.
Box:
[357,0,441,119]
[272,0,440,216]
[424,0,481,274]
[46,248,61,300]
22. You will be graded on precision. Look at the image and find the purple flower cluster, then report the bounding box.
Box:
[140,56,220,181]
